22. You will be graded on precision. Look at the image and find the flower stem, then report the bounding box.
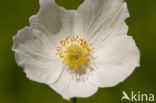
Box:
[71,97,77,103]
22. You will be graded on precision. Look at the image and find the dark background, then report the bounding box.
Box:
[0,0,156,103]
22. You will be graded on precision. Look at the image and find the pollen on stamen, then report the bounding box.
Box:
[56,35,94,72]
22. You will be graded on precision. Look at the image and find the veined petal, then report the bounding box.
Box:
[30,0,75,35]
[12,27,62,84]
[74,0,129,47]
[50,65,99,99]
[94,35,140,87]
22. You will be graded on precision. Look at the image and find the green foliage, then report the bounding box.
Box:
[55,0,84,10]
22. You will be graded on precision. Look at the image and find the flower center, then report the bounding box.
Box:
[56,35,94,72]
[66,44,82,61]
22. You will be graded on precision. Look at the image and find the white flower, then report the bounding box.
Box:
[12,0,140,100]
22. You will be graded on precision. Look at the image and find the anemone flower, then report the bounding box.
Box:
[12,0,140,100]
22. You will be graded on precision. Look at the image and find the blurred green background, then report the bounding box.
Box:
[0,0,156,103]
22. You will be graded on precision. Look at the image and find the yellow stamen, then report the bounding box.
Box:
[56,35,94,72]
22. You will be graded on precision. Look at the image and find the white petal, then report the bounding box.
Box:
[94,35,140,87]
[74,0,129,47]
[50,65,99,99]
[30,0,75,35]
[12,27,62,84]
